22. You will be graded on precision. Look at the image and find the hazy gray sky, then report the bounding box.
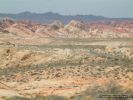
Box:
[0,0,133,17]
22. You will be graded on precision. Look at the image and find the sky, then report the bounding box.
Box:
[0,0,133,18]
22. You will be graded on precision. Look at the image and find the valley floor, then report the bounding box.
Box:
[0,34,133,100]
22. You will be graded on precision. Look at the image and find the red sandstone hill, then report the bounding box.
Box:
[0,18,133,38]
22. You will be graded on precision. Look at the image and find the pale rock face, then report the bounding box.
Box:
[55,49,72,57]
[65,20,85,29]
[60,20,89,38]
[48,49,72,62]
[119,48,133,59]
[64,20,86,32]
[50,20,64,30]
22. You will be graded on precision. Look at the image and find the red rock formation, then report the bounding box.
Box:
[0,18,133,38]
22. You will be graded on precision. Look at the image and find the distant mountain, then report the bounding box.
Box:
[0,11,133,24]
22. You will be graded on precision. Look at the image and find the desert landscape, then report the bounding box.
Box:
[0,17,132,100]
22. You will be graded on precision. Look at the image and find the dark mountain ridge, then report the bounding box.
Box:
[0,11,133,24]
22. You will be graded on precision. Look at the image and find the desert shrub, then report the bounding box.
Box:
[6,96,30,100]
[6,95,68,100]
[31,95,47,100]
[44,95,68,100]
[33,95,65,100]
